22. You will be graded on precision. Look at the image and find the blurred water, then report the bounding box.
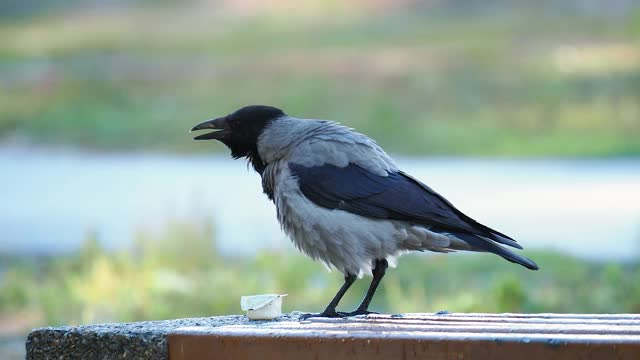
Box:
[1,146,639,260]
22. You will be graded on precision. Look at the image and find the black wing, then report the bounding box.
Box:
[289,162,538,270]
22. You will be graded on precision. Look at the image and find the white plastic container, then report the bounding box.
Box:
[240,294,287,320]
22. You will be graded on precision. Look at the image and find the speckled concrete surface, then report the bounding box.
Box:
[26,312,304,360]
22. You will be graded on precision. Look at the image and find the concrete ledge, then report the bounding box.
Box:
[27,313,640,360]
[26,313,301,359]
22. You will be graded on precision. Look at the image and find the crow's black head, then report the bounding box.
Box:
[191,105,285,173]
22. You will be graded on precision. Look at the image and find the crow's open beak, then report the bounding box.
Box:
[190,116,229,140]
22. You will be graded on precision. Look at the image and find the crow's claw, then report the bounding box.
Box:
[300,310,344,320]
[341,309,378,317]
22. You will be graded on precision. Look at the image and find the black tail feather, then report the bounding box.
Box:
[485,233,523,249]
[455,233,539,270]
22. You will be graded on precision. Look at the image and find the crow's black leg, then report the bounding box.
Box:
[343,259,388,316]
[300,274,357,320]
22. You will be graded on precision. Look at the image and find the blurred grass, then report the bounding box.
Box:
[1,220,638,328]
[0,2,639,156]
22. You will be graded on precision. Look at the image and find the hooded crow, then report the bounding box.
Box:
[191,105,538,318]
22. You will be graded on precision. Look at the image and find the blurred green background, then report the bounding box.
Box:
[2,0,640,155]
[1,0,640,358]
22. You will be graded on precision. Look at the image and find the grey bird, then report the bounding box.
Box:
[191,105,538,318]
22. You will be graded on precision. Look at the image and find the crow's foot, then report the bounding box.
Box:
[341,309,378,317]
[300,310,344,320]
